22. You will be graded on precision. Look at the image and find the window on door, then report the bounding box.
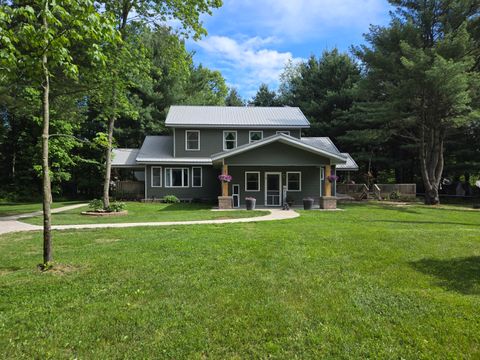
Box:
[165,168,189,187]
[192,167,202,187]
[185,130,200,151]
[249,131,263,143]
[287,172,301,191]
[223,131,237,150]
[245,172,260,191]
[151,167,162,187]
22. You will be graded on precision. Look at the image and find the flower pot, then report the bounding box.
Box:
[303,198,314,210]
[245,198,256,210]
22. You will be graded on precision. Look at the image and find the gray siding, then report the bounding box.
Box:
[228,166,322,206]
[174,128,302,158]
[145,165,220,200]
[225,142,331,166]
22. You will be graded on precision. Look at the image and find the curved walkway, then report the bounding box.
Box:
[0,209,299,235]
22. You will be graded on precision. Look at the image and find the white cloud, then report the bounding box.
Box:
[222,0,389,41]
[195,35,302,98]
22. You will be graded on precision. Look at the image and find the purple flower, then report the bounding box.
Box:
[218,174,232,182]
[327,174,339,183]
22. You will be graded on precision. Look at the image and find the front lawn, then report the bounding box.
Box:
[0,200,83,217]
[21,202,269,225]
[1,203,479,358]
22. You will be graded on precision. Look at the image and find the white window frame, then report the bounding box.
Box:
[185,130,200,151]
[151,166,162,188]
[165,167,189,188]
[223,130,237,150]
[192,167,202,188]
[245,171,260,192]
[249,130,263,143]
[276,130,290,136]
[286,171,302,192]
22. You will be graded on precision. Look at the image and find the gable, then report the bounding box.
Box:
[224,141,332,166]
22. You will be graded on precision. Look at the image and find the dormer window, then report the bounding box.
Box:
[185,130,200,151]
[249,131,263,143]
[223,130,237,150]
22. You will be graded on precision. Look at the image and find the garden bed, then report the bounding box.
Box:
[81,210,128,217]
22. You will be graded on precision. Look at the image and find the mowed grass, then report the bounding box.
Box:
[0,200,83,217]
[21,202,269,225]
[0,203,479,358]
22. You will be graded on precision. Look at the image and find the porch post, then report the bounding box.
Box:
[324,164,332,196]
[222,164,229,196]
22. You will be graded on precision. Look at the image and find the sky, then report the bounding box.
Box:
[186,0,394,99]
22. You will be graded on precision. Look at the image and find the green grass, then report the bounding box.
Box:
[21,202,269,225]
[1,203,479,358]
[0,200,83,217]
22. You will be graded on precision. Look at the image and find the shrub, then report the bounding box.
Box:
[163,195,180,203]
[88,199,104,212]
[107,201,126,212]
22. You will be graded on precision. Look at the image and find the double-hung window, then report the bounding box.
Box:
[151,167,162,187]
[223,131,237,150]
[287,172,301,191]
[165,168,189,187]
[192,167,202,187]
[245,172,260,192]
[185,130,200,151]
[249,131,263,143]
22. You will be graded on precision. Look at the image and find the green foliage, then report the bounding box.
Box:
[162,195,180,203]
[250,83,279,106]
[88,199,104,211]
[225,88,245,106]
[107,201,126,212]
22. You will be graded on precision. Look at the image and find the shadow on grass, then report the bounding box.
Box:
[410,256,480,295]
[368,219,480,227]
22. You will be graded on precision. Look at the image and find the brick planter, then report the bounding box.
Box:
[319,196,337,210]
[218,196,233,209]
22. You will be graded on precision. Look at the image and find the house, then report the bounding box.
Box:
[112,106,358,208]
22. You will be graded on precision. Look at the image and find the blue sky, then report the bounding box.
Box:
[186,0,394,99]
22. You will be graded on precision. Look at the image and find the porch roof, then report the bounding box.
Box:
[211,133,348,164]
[112,149,142,168]
[336,153,359,171]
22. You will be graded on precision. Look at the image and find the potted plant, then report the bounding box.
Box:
[327,174,339,183]
[245,197,256,210]
[303,197,314,210]
[218,174,232,183]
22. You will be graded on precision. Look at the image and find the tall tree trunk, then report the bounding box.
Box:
[419,124,443,205]
[102,115,115,209]
[42,3,53,265]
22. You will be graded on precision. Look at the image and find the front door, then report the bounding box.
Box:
[265,172,282,206]
[232,184,240,208]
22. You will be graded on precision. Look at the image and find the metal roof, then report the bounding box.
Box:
[336,153,359,171]
[300,137,341,155]
[135,135,212,164]
[211,133,347,163]
[112,149,141,167]
[165,106,311,128]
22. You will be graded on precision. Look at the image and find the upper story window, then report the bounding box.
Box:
[277,130,290,136]
[249,131,263,143]
[185,130,200,151]
[223,131,237,150]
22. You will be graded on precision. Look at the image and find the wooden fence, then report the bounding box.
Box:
[337,183,417,200]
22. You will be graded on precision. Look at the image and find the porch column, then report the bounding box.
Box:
[222,164,229,196]
[324,164,332,196]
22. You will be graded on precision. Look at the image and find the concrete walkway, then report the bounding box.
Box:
[0,203,88,235]
[0,208,299,235]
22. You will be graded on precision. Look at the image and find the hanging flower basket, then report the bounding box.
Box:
[327,175,339,183]
[218,174,232,183]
